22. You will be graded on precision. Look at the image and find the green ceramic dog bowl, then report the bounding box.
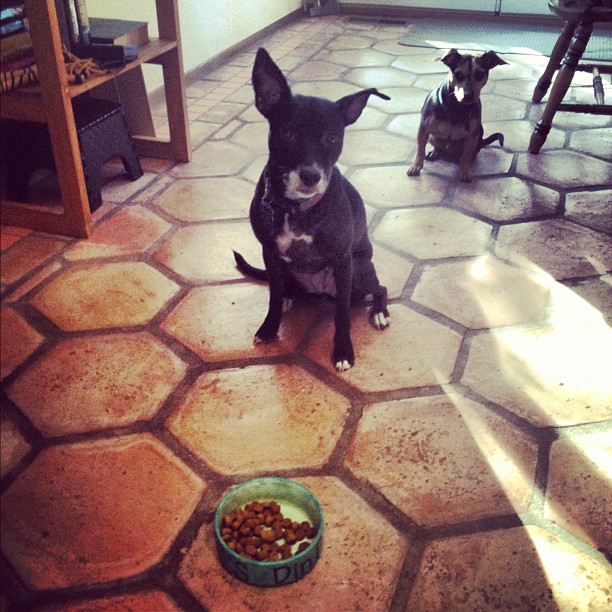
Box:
[214,477,324,587]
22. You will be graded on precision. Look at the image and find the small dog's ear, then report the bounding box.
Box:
[439,49,462,70]
[479,50,508,70]
[252,47,292,118]
[337,88,390,126]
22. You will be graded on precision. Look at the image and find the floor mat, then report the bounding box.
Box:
[398,18,611,60]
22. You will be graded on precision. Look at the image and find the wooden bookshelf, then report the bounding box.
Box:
[0,0,191,238]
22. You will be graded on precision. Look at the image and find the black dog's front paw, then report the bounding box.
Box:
[254,321,280,344]
[333,341,355,372]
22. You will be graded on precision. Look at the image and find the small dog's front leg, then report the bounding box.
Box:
[458,132,480,183]
[332,256,354,372]
[407,124,429,177]
[254,248,284,344]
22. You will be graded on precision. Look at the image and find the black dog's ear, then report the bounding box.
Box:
[336,88,390,126]
[439,48,463,70]
[252,47,292,118]
[479,50,508,70]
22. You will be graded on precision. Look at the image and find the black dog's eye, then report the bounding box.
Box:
[454,71,466,82]
[322,132,338,147]
[474,69,485,82]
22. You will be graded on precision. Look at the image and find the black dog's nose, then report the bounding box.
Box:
[299,167,321,187]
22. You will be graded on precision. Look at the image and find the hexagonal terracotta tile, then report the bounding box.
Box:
[372,244,414,300]
[375,208,492,259]
[304,304,462,392]
[291,60,349,81]
[1,234,66,286]
[328,34,374,51]
[495,219,612,280]
[368,86,429,114]
[7,332,187,437]
[345,66,415,89]
[327,49,394,68]
[228,121,269,154]
[63,206,170,261]
[292,80,363,102]
[153,177,253,222]
[407,526,612,610]
[484,119,565,152]
[454,177,559,222]
[170,141,253,178]
[516,150,612,189]
[0,434,205,590]
[412,256,550,329]
[341,130,412,165]
[0,410,31,479]
[162,282,317,362]
[167,364,349,474]
[565,189,612,234]
[480,93,527,121]
[345,393,537,526]
[178,476,409,610]
[462,323,612,427]
[0,307,44,380]
[569,127,612,158]
[545,432,611,555]
[350,166,449,208]
[392,53,448,74]
[153,222,260,283]
[31,262,179,331]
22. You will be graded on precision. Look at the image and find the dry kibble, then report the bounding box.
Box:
[221,500,316,561]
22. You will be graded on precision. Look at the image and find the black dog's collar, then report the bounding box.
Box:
[262,169,323,215]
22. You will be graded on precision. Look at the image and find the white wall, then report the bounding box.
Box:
[86,0,302,88]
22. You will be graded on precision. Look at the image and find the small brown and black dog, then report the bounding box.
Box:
[407,48,507,182]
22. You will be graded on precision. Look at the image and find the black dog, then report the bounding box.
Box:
[407,48,507,182]
[234,48,390,371]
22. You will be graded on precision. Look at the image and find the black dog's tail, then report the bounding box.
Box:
[233,250,268,281]
[481,132,505,149]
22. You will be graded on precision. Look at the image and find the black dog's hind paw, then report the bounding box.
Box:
[370,285,389,330]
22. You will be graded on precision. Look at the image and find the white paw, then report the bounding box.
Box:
[335,360,352,372]
[283,298,293,313]
[371,312,389,330]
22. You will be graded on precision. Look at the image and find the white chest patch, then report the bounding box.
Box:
[276,214,313,262]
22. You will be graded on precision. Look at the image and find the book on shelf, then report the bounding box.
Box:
[1,46,35,71]
[0,29,32,61]
[89,17,149,47]
[1,16,27,37]
[0,3,25,22]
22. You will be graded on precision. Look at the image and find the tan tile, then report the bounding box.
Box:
[327,34,374,50]
[0,434,205,590]
[0,410,31,479]
[375,208,491,259]
[545,432,611,554]
[375,40,436,56]
[100,171,158,203]
[391,52,449,74]
[488,119,566,152]
[462,321,612,427]
[0,226,31,250]
[229,122,271,154]
[0,234,66,286]
[495,219,612,280]
[38,591,181,612]
[64,206,170,260]
[516,150,612,189]
[153,222,260,283]
[412,256,549,328]
[327,49,394,68]
[292,80,366,101]
[305,304,462,391]
[167,364,349,474]
[372,244,413,299]
[161,284,316,362]
[3,262,62,303]
[351,166,448,208]
[0,307,44,380]
[341,130,412,165]
[290,60,348,81]
[569,275,612,326]
[153,177,252,222]
[8,332,187,437]
[178,476,409,611]
[480,93,528,121]
[170,141,253,178]
[370,86,430,114]
[31,262,179,331]
[345,66,416,89]
[407,526,612,611]
[453,176,559,222]
[346,393,537,526]
[565,189,612,234]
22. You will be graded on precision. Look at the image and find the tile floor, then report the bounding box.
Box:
[1,12,612,612]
